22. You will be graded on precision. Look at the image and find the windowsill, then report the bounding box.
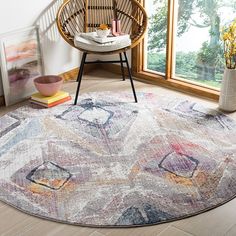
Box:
[133,70,220,101]
[172,76,220,92]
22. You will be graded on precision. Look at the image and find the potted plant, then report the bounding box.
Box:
[219,19,236,111]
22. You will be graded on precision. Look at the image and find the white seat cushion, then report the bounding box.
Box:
[74,33,131,52]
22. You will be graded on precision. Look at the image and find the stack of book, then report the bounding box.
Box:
[30,91,71,108]
[74,32,131,52]
[79,32,130,44]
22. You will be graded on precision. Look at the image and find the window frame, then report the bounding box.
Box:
[132,0,220,100]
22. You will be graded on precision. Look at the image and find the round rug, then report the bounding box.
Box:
[1,92,236,227]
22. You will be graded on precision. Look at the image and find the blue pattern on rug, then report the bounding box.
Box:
[0,92,236,227]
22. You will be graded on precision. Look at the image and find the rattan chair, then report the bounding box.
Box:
[56,0,147,104]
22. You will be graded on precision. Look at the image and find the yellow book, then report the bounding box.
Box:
[31,91,69,104]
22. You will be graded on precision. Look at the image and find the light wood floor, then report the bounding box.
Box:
[1,69,236,236]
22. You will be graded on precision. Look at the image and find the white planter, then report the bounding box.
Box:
[219,68,236,112]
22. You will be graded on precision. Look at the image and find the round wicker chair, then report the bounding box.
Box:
[56,0,148,104]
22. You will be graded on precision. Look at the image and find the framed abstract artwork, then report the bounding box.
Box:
[0,26,44,106]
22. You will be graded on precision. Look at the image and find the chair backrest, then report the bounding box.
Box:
[86,0,116,32]
[57,0,147,50]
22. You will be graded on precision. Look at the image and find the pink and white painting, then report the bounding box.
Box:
[0,26,44,106]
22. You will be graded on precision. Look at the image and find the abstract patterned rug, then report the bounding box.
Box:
[1,92,236,227]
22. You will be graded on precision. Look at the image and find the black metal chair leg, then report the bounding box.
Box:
[123,51,138,103]
[74,52,87,105]
[119,53,125,81]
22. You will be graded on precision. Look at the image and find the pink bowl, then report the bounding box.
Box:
[34,75,63,97]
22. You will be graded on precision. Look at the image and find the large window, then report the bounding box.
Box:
[144,0,236,90]
[144,0,168,75]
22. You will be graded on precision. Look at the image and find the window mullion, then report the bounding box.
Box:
[165,0,175,80]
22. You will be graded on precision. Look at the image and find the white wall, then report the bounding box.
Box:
[0,0,80,96]
[0,0,133,97]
